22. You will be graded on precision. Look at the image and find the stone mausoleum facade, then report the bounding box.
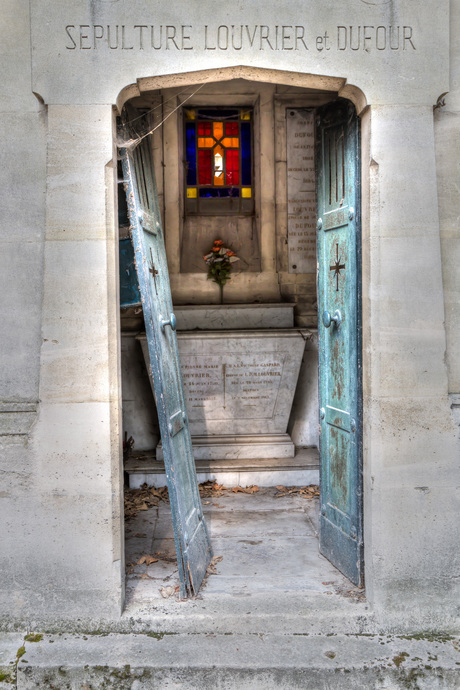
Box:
[1,0,459,641]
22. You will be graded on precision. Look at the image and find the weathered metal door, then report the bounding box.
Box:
[119,111,213,598]
[316,100,363,587]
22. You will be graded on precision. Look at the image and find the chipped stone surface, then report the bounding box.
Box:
[14,632,460,689]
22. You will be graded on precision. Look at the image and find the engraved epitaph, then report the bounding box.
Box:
[181,354,284,421]
[286,109,316,274]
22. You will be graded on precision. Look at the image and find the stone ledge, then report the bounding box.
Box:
[125,447,320,488]
[126,446,319,474]
[157,434,297,461]
[14,633,460,689]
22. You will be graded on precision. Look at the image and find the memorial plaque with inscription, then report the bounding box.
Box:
[286,109,317,274]
[181,354,284,422]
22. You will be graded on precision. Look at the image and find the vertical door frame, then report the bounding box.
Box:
[114,69,370,608]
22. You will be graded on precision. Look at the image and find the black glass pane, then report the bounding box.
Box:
[199,188,240,198]
[197,109,239,119]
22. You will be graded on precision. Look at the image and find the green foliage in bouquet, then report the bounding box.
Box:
[203,240,240,288]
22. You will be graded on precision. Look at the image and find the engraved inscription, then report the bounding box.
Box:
[337,25,416,51]
[323,207,348,231]
[286,109,316,274]
[64,24,416,52]
[180,354,284,421]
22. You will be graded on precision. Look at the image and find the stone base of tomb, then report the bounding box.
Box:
[156,433,295,461]
[125,447,320,489]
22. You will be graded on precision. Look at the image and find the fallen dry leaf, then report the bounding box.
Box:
[160,585,179,598]
[274,484,320,498]
[198,480,227,497]
[137,555,159,566]
[206,555,223,575]
[124,484,169,520]
[133,533,146,538]
[153,551,177,563]
[231,485,259,494]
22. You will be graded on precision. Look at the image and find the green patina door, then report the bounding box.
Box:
[119,109,213,598]
[316,100,363,587]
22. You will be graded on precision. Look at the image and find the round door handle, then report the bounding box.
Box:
[322,309,342,329]
[160,313,177,332]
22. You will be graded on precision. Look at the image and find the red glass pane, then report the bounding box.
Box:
[198,149,212,185]
[225,122,239,136]
[198,122,212,136]
[226,149,239,185]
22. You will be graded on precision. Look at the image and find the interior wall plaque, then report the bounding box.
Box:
[286,109,316,274]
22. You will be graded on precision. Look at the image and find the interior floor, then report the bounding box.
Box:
[123,485,367,632]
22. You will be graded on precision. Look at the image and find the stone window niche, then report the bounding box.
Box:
[177,88,262,276]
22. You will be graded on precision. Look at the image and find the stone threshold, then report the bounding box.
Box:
[6,632,459,688]
[125,446,319,488]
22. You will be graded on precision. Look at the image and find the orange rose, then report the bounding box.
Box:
[214,239,223,246]
[226,250,235,256]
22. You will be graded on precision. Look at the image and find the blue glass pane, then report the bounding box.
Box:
[185,123,196,185]
[119,238,141,307]
[241,122,251,185]
[199,188,240,198]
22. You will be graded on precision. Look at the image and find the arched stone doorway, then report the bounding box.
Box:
[116,67,368,601]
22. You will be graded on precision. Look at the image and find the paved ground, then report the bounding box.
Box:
[2,489,459,687]
[122,487,370,635]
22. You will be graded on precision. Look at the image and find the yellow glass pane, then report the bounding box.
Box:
[187,188,197,198]
[241,111,251,120]
[213,121,224,140]
[221,137,239,148]
[198,137,214,148]
[184,109,196,120]
[241,187,252,198]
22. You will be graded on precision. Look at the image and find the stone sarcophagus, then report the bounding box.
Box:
[138,305,310,460]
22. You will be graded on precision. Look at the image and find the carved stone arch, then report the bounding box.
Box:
[116,65,368,115]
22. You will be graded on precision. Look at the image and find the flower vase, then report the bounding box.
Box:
[219,283,224,305]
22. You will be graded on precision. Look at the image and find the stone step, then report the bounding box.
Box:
[10,632,460,689]
[125,447,320,488]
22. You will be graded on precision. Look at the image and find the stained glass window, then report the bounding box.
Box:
[184,107,253,215]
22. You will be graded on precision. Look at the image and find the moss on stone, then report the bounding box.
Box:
[393,651,410,667]
[24,633,43,643]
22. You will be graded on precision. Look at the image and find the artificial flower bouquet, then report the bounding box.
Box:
[203,240,240,302]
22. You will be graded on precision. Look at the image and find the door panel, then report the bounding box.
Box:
[119,109,213,597]
[316,100,363,587]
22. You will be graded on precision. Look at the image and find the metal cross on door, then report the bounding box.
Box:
[119,108,213,598]
[316,99,363,587]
